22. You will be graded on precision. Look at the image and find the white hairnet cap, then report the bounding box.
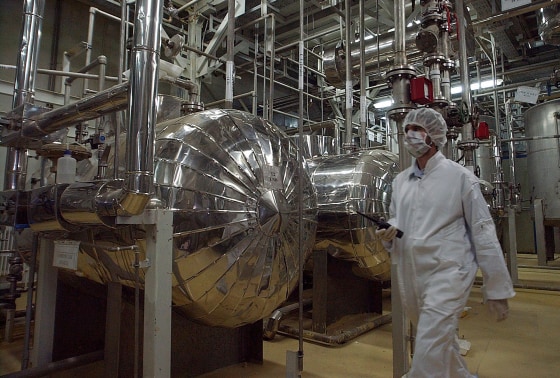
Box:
[403,108,447,148]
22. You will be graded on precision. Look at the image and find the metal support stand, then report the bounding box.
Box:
[104,281,122,377]
[30,238,58,368]
[533,199,548,267]
[118,209,174,377]
[507,207,519,284]
[143,210,173,378]
[391,262,409,377]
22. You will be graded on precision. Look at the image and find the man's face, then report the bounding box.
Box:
[405,124,432,146]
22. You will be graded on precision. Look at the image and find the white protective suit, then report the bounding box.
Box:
[388,151,515,378]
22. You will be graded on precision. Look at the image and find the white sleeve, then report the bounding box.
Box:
[462,178,515,300]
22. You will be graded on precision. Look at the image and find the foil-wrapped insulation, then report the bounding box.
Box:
[291,135,336,159]
[28,184,81,233]
[308,150,399,281]
[64,109,317,328]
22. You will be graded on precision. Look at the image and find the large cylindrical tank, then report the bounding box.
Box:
[525,99,560,223]
[308,150,399,281]
[73,109,318,327]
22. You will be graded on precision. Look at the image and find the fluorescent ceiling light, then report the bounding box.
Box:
[373,99,393,109]
[451,79,503,94]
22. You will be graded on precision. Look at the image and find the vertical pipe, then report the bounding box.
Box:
[253,25,259,115]
[344,0,353,150]
[115,0,128,180]
[84,8,96,96]
[456,0,475,170]
[123,0,163,211]
[21,234,39,369]
[359,0,367,149]
[268,14,275,121]
[6,0,46,191]
[391,2,411,376]
[505,100,517,204]
[12,0,45,108]
[456,0,472,114]
[298,0,305,373]
[394,0,406,66]
[225,0,235,109]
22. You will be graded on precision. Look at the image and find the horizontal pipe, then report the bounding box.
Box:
[65,55,107,85]
[473,0,560,27]
[21,82,129,139]
[278,313,392,346]
[0,350,104,378]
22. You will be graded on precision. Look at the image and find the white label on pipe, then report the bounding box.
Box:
[226,61,234,103]
[299,41,304,90]
[360,95,367,123]
[346,81,353,109]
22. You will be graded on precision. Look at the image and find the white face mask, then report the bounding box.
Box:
[404,130,431,158]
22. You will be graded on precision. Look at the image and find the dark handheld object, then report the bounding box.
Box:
[356,211,404,239]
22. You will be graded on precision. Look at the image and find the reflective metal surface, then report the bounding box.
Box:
[539,5,560,46]
[525,99,560,222]
[308,149,399,281]
[74,109,318,327]
[291,135,336,159]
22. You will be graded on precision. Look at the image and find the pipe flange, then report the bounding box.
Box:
[385,65,416,82]
[181,102,205,115]
[457,140,479,150]
[387,104,416,121]
[420,13,445,27]
[430,97,449,107]
[446,127,460,140]
[442,59,455,70]
[423,53,446,65]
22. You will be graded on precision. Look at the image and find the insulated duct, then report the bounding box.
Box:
[120,0,163,216]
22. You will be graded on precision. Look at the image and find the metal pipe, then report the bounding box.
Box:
[205,91,254,107]
[176,0,201,13]
[284,120,338,135]
[505,100,518,207]
[21,234,39,370]
[116,0,128,180]
[473,0,560,27]
[268,14,276,121]
[298,0,305,372]
[12,0,44,108]
[324,27,421,89]
[121,0,163,216]
[22,82,129,138]
[65,55,108,86]
[5,0,45,190]
[253,25,259,115]
[1,351,104,378]
[457,0,472,114]
[491,134,505,213]
[344,0,353,150]
[456,0,476,171]
[225,0,235,109]
[359,0,367,149]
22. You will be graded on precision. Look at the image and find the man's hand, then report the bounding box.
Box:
[375,226,398,242]
[487,299,509,321]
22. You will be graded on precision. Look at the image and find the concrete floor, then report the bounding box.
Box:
[1,254,559,377]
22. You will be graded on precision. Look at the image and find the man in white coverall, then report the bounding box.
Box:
[377,107,515,378]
